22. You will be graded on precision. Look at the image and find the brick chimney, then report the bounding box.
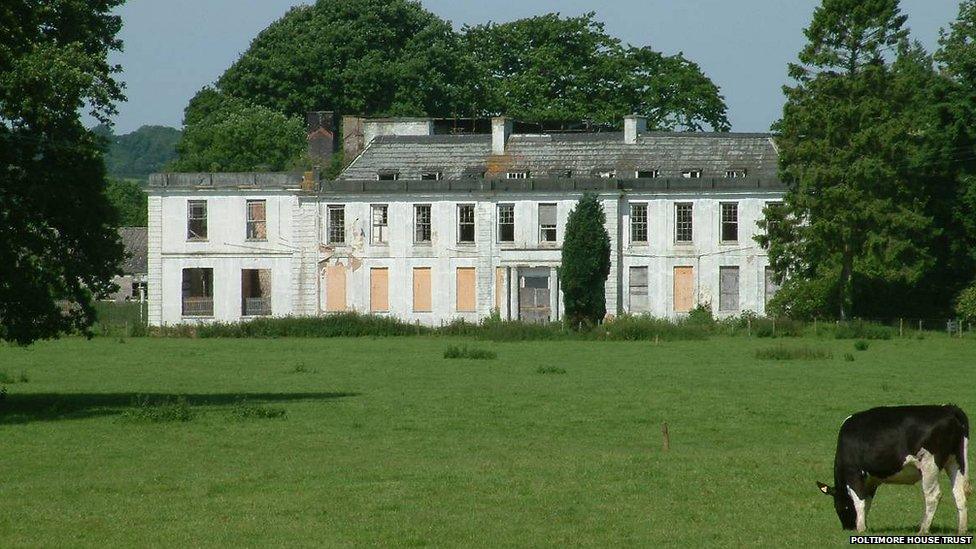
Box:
[307,111,337,168]
[492,116,512,155]
[624,115,647,145]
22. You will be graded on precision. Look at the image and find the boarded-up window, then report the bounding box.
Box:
[765,266,781,307]
[187,200,207,240]
[719,266,740,312]
[413,267,432,312]
[629,266,649,313]
[673,266,694,313]
[539,203,557,242]
[246,200,267,240]
[370,268,389,312]
[182,268,213,316]
[242,269,272,316]
[324,264,347,312]
[456,267,476,312]
[495,267,506,311]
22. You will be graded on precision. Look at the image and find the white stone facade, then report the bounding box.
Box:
[147,183,783,326]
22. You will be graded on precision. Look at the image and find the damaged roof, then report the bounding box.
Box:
[119,227,148,275]
[337,132,781,182]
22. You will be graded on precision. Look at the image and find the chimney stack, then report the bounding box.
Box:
[492,116,512,156]
[624,115,647,145]
[307,111,337,168]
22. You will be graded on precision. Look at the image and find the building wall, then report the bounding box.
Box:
[148,188,782,326]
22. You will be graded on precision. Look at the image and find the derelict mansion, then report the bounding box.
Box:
[146,114,785,326]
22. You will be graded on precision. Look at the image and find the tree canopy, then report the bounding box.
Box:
[172,90,307,173]
[465,13,729,130]
[95,124,181,179]
[0,0,126,344]
[763,0,976,320]
[174,5,730,169]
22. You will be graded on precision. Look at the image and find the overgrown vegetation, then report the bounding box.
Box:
[443,346,497,360]
[120,395,195,423]
[755,346,834,361]
[231,399,286,420]
[536,366,567,375]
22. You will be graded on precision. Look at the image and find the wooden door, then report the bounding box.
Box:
[370,268,389,312]
[673,266,694,313]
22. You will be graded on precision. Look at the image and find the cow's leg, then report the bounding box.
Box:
[918,455,942,534]
[947,459,968,534]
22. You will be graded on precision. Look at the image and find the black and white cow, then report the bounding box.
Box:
[817,405,970,534]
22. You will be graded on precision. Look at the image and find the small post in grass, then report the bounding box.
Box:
[662,422,671,452]
[747,317,751,337]
[899,318,903,338]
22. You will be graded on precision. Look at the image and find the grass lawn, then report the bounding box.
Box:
[0,335,973,547]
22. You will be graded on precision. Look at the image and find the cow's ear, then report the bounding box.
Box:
[817,481,835,496]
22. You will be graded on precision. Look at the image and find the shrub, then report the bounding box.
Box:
[0,371,13,384]
[231,399,286,420]
[536,366,567,375]
[755,345,833,361]
[121,396,195,423]
[831,321,893,340]
[197,313,429,338]
[752,318,805,338]
[687,303,715,327]
[844,353,855,362]
[444,345,497,360]
[854,340,869,351]
[596,315,709,341]
[956,282,976,323]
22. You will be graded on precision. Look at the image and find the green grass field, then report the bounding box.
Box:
[0,335,973,547]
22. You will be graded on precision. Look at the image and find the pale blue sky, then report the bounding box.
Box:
[106,0,962,133]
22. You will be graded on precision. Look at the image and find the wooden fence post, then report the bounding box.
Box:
[662,422,670,452]
[899,318,903,338]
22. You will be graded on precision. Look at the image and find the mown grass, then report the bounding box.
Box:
[0,336,973,547]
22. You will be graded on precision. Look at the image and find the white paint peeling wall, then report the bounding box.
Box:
[148,188,782,326]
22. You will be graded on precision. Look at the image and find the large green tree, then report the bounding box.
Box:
[464,13,730,130]
[0,0,126,344]
[95,124,182,179]
[561,194,611,327]
[172,90,307,173]
[761,0,939,320]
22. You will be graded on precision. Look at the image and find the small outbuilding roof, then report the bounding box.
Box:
[119,227,148,276]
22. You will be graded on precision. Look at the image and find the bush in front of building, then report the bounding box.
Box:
[196,313,430,338]
[594,315,710,342]
[561,193,611,328]
[955,281,976,324]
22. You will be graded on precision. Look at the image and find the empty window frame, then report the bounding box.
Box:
[413,267,432,312]
[506,171,530,180]
[187,200,207,240]
[681,170,703,179]
[246,200,267,241]
[595,169,616,179]
[675,203,693,243]
[327,205,345,245]
[725,169,748,178]
[498,203,515,243]
[636,169,661,179]
[371,204,388,245]
[421,171,442,181]
[458,204,475,244]
[456,267,476,312]
[630,203,648,244]
[721,202,739,243]
[719,266,740,312]
[376,170,399,181]
[539,203,557,243]
[241,269,272,316]
[181,268,213,317]
[629,266,649,313]
[414,204,432,244]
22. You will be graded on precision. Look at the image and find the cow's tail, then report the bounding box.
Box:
[948,404,971,495]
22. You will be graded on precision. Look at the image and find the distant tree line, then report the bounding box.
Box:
[761,0,976,321]
[171,1,732,172]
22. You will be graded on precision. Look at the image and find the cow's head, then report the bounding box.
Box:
[817,481,856,530]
